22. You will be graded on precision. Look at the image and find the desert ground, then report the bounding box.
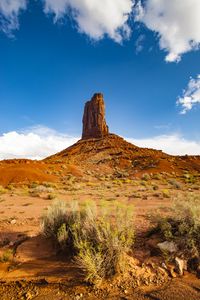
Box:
[0,163,200,299]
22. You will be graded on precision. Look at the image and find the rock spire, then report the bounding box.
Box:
[82,93,109,139]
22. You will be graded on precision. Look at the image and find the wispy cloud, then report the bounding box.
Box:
[135,34,145,54]
[135,0,200,62]
[43,0,133,43]
[0,0,27,36]
[177,75,200,114]
[0,126,199,160]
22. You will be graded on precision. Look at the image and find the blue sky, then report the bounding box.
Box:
[0,0,200,159]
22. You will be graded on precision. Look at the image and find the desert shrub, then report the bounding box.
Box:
[41,200,68,239]
[152,173,162,180]
[183,173,196,184]
[57,223,69,250]
[41,200,85,252]
[74,202,134,284]
[142,173,151,181]
[141,181,148,187]
[0,186,6,194]
[123,179,132,184]
[162,189,170,198]
[37,185,54,193]
[47,193,57,200]
[168,179,182,189]
[0,249,13,263]
[6,184,15,191]
[41,200,134,284]
[152,184,159,191]
[43,182,58,188]
[29,181,40,189]
[30,185,54,197]
[113,179,123,186]
[153,194,200,257]
[29,190,40,197]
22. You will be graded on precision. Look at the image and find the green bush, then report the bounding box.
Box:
[41,200,68,239]
[0,186,6,195]
[41,200,134,284]
[154,193,200,257]
[168,179,182,189]
[0,249,13,263]
[47,193,57,200]
[183,173,196,184]
[142,173,151,181]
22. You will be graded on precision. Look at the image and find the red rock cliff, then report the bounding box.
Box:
[82,93,109,139]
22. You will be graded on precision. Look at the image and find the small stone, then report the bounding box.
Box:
[175,257,187,276]
[10,219,17,225]
[157,241,178,253]
[161,262,168,270]
[25,292,32,300]
[168,265,177,278]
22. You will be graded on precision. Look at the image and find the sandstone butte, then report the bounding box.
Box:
[82,93,109,139]
[0,93,200,186]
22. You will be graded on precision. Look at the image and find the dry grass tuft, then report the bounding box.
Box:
[152,193,200,258]
[41,200,134,284]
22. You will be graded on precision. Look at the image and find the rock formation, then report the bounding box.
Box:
[82,93,109,139]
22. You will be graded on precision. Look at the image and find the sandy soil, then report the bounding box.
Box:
[0,177,199,299]
[0,271,199,299]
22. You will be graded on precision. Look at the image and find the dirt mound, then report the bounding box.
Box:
[0,160,56,187]
[0,134,199,186]
[46,133,200,177]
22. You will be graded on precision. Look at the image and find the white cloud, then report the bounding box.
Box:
[136,0,200,62]
[0,0,27,35]
[177,75,200,114]
[0,126,199,160]
[0,126,79,160]
[43,0,133,42]
[127,134,200,155]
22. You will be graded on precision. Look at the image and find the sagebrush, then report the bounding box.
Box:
[41,200,134,284]
[153,193,200,257]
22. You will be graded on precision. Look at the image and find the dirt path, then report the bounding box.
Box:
[0,275,200,300]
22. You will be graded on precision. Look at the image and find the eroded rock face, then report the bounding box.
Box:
[82,93,109,139]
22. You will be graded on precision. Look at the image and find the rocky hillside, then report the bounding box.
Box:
[46,93,200,177]
[46,133,200,177]
[0,93,199,186]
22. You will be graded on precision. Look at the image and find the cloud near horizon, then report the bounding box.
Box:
[135,0,200,62]
[0,126,199,160]
[0,126,79,160]
[127,135,200,156]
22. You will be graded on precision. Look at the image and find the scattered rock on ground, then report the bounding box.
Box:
[175,257,187,276]
[157,241,178,253]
